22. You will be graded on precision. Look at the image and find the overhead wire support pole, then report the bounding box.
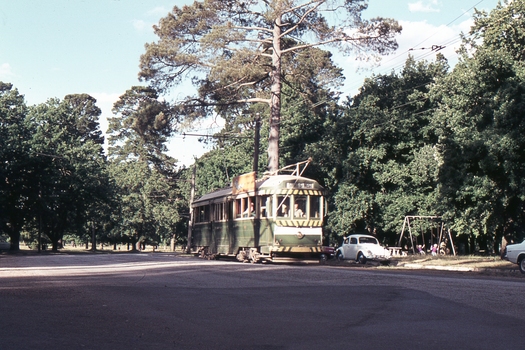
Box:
[186,161,196,254]
[253,113,260,176]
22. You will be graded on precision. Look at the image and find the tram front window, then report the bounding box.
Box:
[310,196,322,219]
[277,196,290,218]
[293,197,306,218]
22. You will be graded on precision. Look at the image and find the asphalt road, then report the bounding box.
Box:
[1,252,524,350]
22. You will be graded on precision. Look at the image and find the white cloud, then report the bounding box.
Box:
[396,19,473,58]
[339,18,475,97]
[166,116,225,167]
[0,63,14,79]
[147,6,169,17]
[132,6,169,34]
[132,19,147,31]
[408,0,441,13]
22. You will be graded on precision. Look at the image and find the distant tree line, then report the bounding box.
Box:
[1,1,523,255]
[0,86,185,252]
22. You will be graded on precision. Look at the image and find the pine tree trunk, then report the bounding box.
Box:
[267,16,282,173]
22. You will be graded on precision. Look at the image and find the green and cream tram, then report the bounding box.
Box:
[190,171,330,262]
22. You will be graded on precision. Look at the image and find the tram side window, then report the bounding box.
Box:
[235,198,242,218]
[195,206,201,223]
[244,198,255,218]
[310,196,321,219]
[214,203,225,221]
[236,197,254,218]
[277,196,290,218]
[195,205,209,223]
[228,201,234,220]
[245,201,255,217]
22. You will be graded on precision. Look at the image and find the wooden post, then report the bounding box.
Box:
[38,213,42,253]
[438,222,444,248]
[186,162,196,253]
[407,218,416,254]
[398,217,407,247]
[91,221,96,252]
[38,182,42,253]
[448,229,456,256]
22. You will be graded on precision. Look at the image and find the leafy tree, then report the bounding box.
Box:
[27,94,109,251]
[139,0,401,172]
[109,86,174,162]
[107,87,182,250]
[311,56,449,244]
[187,44,345,199]
[108,161,182,250]
[0,82,32,250]
[430,0,525,253]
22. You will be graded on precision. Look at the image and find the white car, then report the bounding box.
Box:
[335,234,391,264]
[504,240,525,273]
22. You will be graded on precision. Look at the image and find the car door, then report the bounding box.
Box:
[343,237,358,259]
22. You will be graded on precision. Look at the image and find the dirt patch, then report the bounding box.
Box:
[326,254,523,276]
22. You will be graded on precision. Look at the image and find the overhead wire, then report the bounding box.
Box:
[409,0,486,50]
[343,0,491,96]
[171,1,497,146]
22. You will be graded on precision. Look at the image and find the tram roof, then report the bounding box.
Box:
[192,174,323,205]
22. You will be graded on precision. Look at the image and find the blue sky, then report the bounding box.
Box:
[0,0,501,165]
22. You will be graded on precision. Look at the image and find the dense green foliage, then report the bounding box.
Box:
[429,0,525,253]
[1,0,523,255]
[30,95,112,251]
[0,83,32,250]
[0,89,111,251]
[107,86,184,250]
[310,56,449,245]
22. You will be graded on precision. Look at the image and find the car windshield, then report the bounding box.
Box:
[359,237,378,244]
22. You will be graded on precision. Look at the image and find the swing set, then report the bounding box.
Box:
[397,216,455,256]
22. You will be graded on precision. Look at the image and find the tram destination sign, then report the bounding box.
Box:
[286,182,314,189]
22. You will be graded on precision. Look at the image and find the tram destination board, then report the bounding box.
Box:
[286,182,314,189]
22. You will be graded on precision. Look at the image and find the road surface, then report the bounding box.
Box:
[1,252,524,349]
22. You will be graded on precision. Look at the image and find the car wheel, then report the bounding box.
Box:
[357,252,367,265]
[336,251,344,261]
[519,257,525,274]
